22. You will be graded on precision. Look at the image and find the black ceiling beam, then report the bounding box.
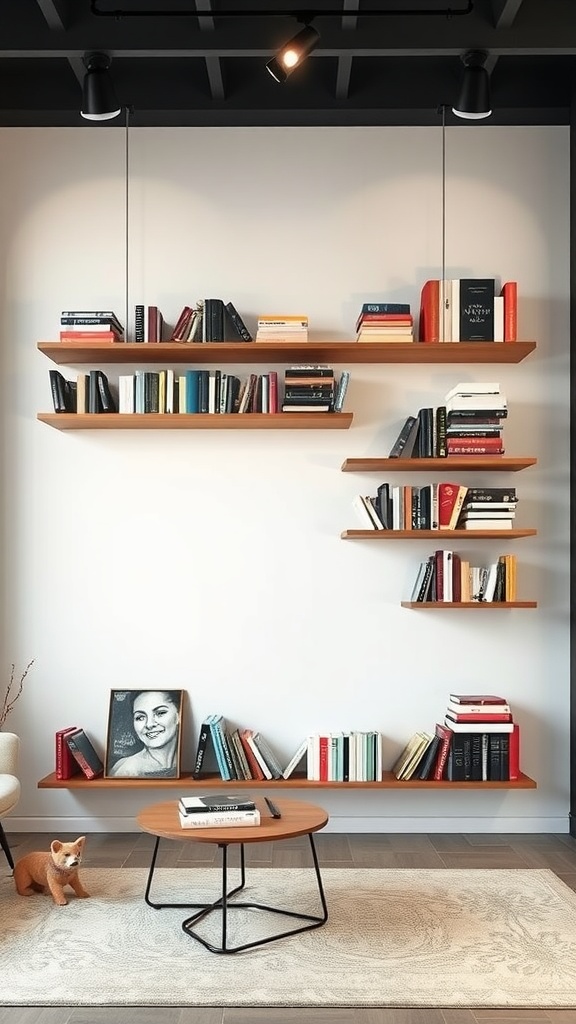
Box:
[90,1,474,18]
[34,0,69,30]
[491,0,524,29]
[194,2,225,103]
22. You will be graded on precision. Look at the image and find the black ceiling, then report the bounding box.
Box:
[1,0,575,127]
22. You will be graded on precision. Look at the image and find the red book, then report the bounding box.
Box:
[55,726,81,780]
[449,694,508,705]
[238,729,265,780]
[319,736,329,782]
[447,436,503,448]
[451,552,461,602]
[438,483,468,529]
[434,549,444,601]
[419,279,440,343]
[508,723,520,780]
[59,331,121,342]
[268,371,279,413]
[433,723,452,780]
[447,445,504,455]
[501,281,517,342]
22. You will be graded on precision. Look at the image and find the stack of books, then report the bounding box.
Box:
[282,365,335,412]
[355,302,413,343]
[393,693,520,782]
[60,310,124,343]
[178,793,260,829]
[445,382,507,456]
[459,486,518,530]
[256,314,308,342]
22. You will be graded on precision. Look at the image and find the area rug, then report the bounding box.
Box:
[1,867,576,1007]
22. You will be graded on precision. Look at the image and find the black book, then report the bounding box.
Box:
[192,718,219,778]
[416,556,435,602]
[459,279,495,341]
[376,483,392,529]
[49,369,67,413]
[388,415,418,458]
[226,375,241,413]
[134,304,145,343]
[225,302,252,342]
[209,298,225,342]
[65,729,104,779]
[417,734,441,780]
[488,733,503,780]
[198,370,209,412]
[179,793,256,815]
[88,370,102,413]
[435,406,447,457]
[97,371,116,413]
[470,733,483,781]
[64,379,77,412]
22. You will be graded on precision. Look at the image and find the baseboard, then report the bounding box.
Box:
[5,815,571,833]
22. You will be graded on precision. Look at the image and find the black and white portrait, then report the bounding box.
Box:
[105,689,184,779]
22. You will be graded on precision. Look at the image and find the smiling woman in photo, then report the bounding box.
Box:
[106,690,184,778]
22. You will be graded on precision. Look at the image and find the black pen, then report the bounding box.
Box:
[265,796,282,818]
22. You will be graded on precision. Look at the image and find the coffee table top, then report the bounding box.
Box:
[137,796,329,845]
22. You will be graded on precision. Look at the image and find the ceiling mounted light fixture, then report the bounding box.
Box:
[452,49,492,120]
[81,52,122,121]
[266,22,320,83]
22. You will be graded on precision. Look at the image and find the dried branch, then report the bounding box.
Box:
[0,659,35,729]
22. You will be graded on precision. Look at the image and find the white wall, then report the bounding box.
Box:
[0,125,569,833]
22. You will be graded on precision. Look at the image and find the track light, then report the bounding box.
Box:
[452,50,492,120]
[266,24,320,83]
[81,52,122,121]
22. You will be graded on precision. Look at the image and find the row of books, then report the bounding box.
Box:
[355,302,414,343]
[393,694,520,782]
[353,484,518,532]
[55,726,103,780]
[193,716,305,781]
[418,279,517,343]
[389,381,508,459]
[48,368,351,415]
[169,299,252,343]
[410,551,518,603]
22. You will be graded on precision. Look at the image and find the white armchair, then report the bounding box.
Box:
[0,732,20,868]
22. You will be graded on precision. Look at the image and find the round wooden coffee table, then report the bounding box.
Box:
[137,796,329,954]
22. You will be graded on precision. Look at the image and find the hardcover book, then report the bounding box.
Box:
[65,728,104,779]
[179,793,256,814]
[178,809,261,828]
[458,279,495,341]
[55,726,81,780]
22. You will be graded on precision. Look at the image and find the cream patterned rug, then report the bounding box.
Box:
[1,867,576,1007]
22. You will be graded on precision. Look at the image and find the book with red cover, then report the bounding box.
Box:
[446,711,512,724]
[449,694,508,704]
[419,279,440,342]
[433,723,452,780]
[501,281,517,342]
[508,723,520,779]
[55,726,81,780]
[438,483,468,529]
[59,331,121,342]
[238,729,266,780]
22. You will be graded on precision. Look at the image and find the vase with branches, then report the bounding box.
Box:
[0,660,35,729]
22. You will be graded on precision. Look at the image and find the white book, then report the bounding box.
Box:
[443,550,453,602]
[352,494,377,530]
[282,738,308,779]
[445,719,514,733]
[118,375,134,414]
[447,700,511,715]
[446,394,506,409]
[444,381,501,401]
[493,295,504,342]
[482,562,500,602]
[244,733,273,780]
[165,369,175,414]
[178,809,261,829]
[463,520,513,530]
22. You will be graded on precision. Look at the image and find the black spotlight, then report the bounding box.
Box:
[266,24,320,83]
[81,52,122,121]
[452,50,492,120]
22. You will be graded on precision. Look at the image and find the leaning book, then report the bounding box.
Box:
[179,793,256,814]
[178,809,261,828]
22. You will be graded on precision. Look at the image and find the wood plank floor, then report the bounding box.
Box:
[2,831,576,1024]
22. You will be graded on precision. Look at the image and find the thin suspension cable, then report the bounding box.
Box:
[124,105,130,343]
[441,102,446,288]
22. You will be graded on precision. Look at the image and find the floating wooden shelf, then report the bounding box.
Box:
[37,770,536,790]
[401,601,537,609]
[341,457,537,473]
[37,412,353,431]
[341,528,537,539]
[37,341,537,366]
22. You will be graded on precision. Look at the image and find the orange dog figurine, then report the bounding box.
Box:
[13,836,89,906]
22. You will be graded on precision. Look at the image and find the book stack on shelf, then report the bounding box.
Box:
[178,793,260,829]
[410,551,518,603]
[256,314,308,342]
[353,481,519,533]
[418,279,517,343]
[393,693,520,782]
[355,302,413,343]
[282,365,335,413]
[445,382,507,456]
[60,310,124,343]
[387,381,507,459]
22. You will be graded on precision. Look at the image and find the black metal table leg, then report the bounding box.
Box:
[144,835,246,910]
[181,832,328,954]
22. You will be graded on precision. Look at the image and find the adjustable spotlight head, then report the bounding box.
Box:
[452,50,492,120]
[81,52,122,121]
[266,23,320,83]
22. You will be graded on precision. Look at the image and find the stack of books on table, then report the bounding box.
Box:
[355,302,413,343]
[178,793,261,829]
[256,315,308,342]
[445,382,507,456]
[60,310,124,343]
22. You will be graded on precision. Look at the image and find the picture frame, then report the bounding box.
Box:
[104,689,185,779]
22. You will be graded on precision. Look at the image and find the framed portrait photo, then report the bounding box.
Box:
[105,689,185,779]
